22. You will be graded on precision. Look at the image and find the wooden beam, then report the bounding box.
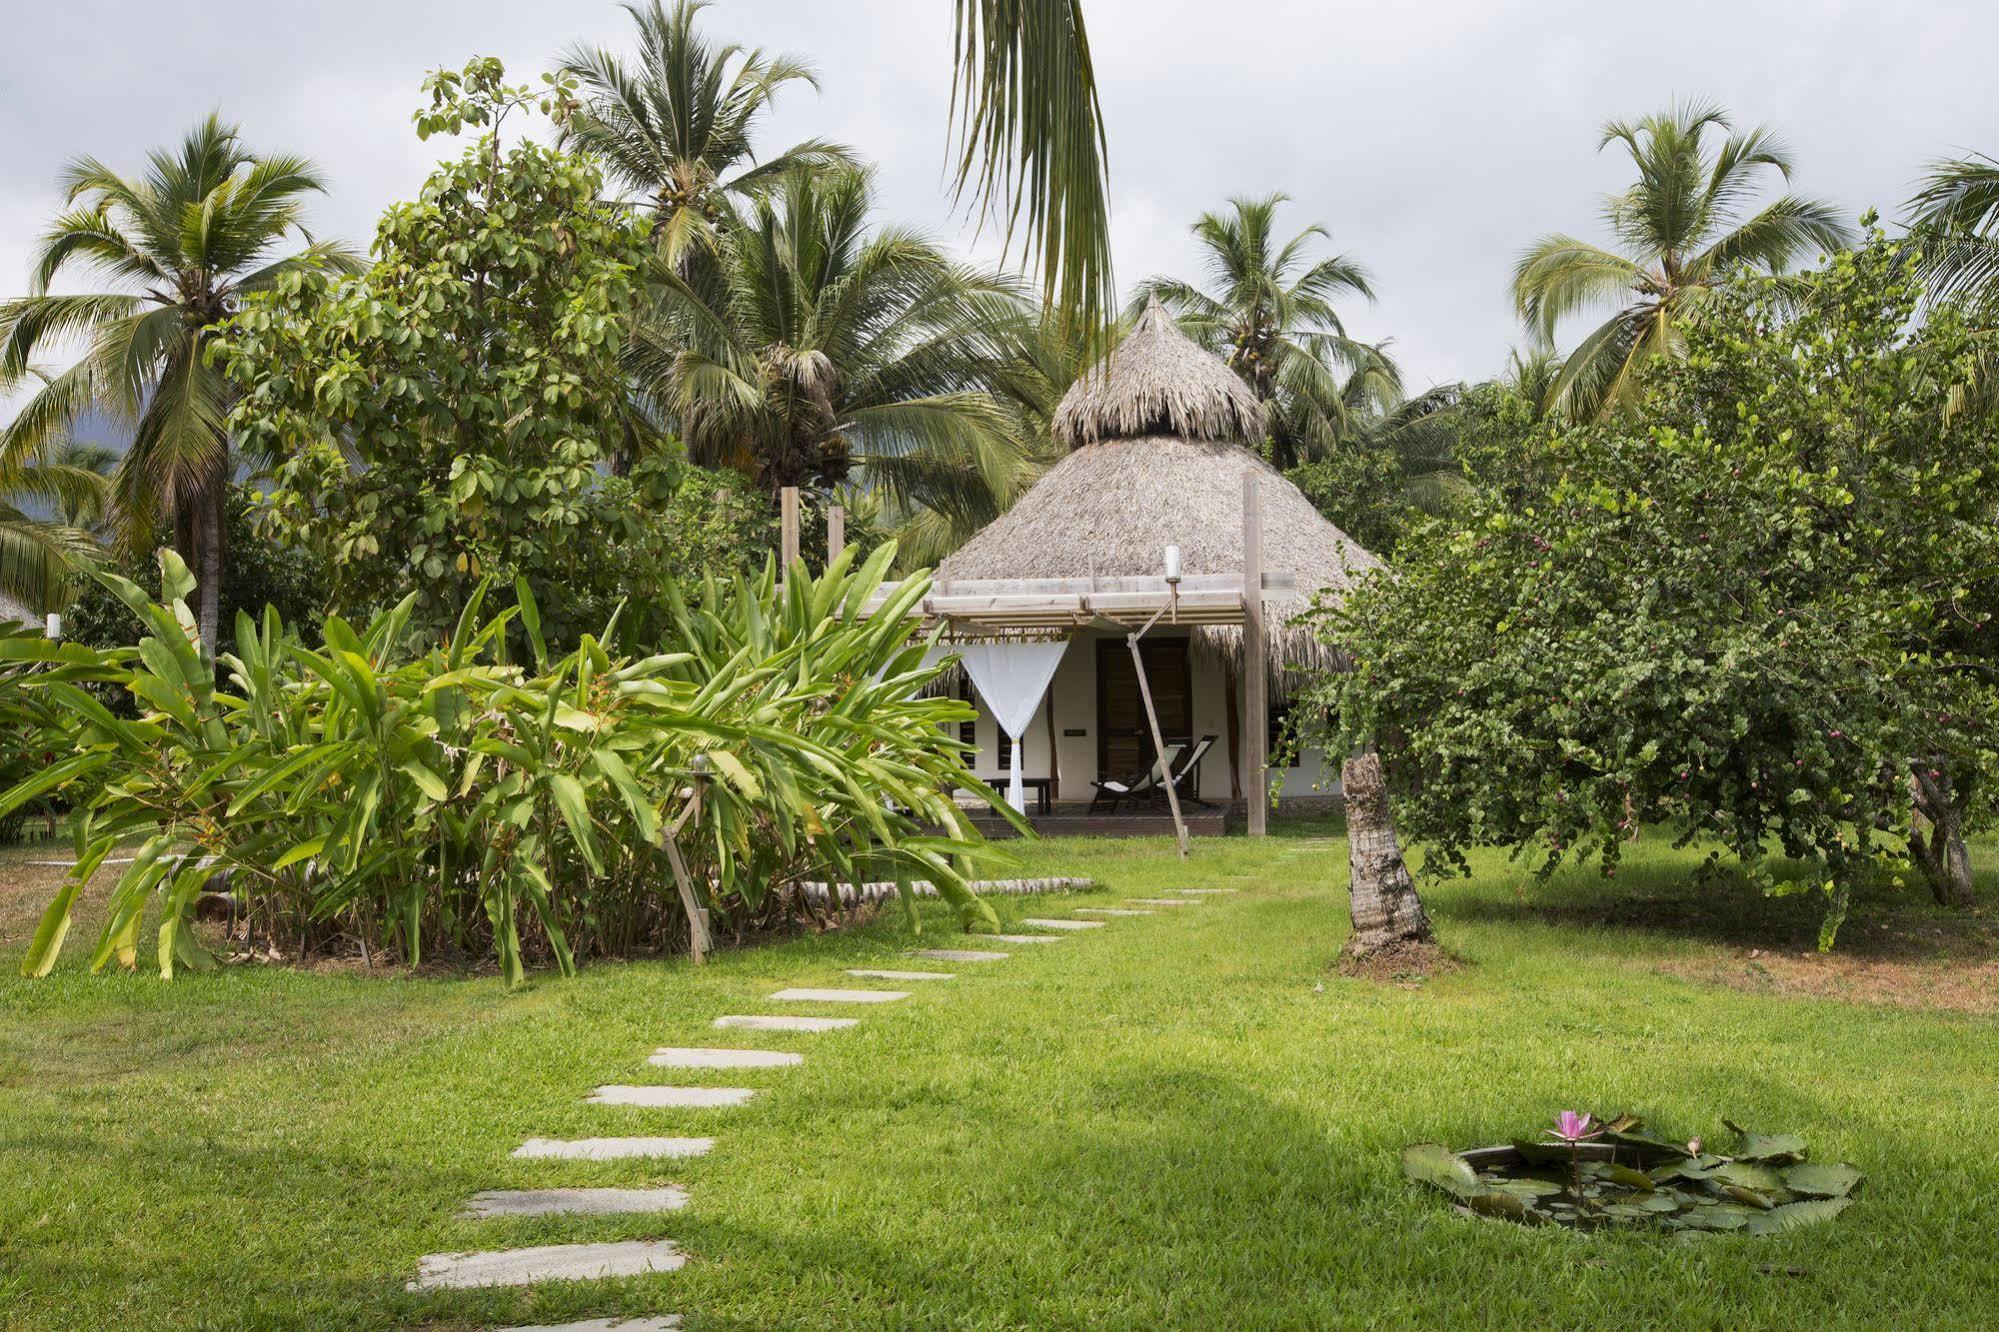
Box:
[1128,624,1190,859]
[779,486,801,574]
[1243,473,1268,837]
[827,503,845,561]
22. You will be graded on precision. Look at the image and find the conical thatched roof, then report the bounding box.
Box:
[938,297,1378,674]
[1052,296,1266,448]
[934,438,1379,672]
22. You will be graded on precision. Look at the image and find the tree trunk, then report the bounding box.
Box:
[1910,764,1975,908]
[1341,751,1432,958]
[196,486,223,652]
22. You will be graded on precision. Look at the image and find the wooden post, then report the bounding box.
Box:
[1242,473,1268,837]
[1129,626,1190,859]
[1044,688,1060,803]
[827,503,846,561]
[662,773,711,963]
[779,485,801,576]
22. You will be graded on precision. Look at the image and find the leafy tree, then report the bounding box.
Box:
[641,164,1037,535]
[1287,384,1466,558]
[0,116,355,645]
[1316,234,1999,940]
[1134,194,1387,468]
[559,0,849,266]
[1513,102,1852,422]
[216,61,650,639]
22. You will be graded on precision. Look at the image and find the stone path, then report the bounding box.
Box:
[587,1085,756,1108]
[495,1312,683,1320]
[420,877,1216,1318]
[460,1187,689,1219]
[767,987,909,1004]
[649,1047,802,1069]
[714,1014,858,1032]
[409,1240,685,1291]
[512,1137,714,1161]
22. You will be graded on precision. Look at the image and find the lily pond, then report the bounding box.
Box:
[1403,1114,1864,1235]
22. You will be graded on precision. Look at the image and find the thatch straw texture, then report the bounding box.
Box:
[1052,296,1266,448]
[933,436,1380,672]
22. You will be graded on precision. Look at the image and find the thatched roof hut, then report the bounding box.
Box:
[936,296,1379,672]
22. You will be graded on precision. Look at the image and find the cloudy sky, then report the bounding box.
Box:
[4,0,1995,400]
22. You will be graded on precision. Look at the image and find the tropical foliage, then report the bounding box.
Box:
[560,0,849,268]
[216,61,650,641]
[1,544,1005,982]
[1135,193,1390,469]
[1314,236,1999,941]
[639,163,1047,541]
[949,0,1112,326]
[0,115,355,642]
[1513,101,1852,421]
[1907,151,1999,311]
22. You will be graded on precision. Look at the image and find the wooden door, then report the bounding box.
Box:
[1096,638,1192,778]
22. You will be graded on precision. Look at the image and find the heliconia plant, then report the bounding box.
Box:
[0,543,1009,983]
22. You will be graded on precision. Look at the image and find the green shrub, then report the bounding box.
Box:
[3,546,1005,982]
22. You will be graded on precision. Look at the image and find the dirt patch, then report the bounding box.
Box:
[1338,938,1461,987]
[1661,947,1999,1015]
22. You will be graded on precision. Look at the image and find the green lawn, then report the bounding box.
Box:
[1,824,1995,1330]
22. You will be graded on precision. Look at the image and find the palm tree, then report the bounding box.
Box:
[1134,193,1386,468]
[949,0,1112,326]
[640,165,1038,541]
[558,0,850,268]
[0,116,354,645]
[1907,152,1999,310]
[1513,102,1853,421]
[0,444,105,613]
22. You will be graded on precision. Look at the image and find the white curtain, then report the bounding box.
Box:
[958,639,1069,812]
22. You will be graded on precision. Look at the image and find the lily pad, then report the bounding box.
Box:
[1466,1190,1535,1221]
[1590,1162,1657,1192]
[1710,1161,1787,1193]
[1679,1207,1750,1231]
[1403,1143,1479,1198]
[1744,1197,1852,1235]
[1724,1120,1809,1164]
[1784,1163,1864,1198]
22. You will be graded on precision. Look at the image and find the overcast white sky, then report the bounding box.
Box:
[4,0,1995,401]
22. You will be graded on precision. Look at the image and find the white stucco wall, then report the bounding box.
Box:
[956,631,1331,804]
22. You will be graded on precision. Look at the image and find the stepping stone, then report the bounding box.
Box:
[1127,898,1196,906]
[985,933,1065,944]
[714,1014,858,1032]
[499,1312,687,1320]
[649,1047,802,1069]
[460,1186,689,1219]
[846,968,954,981]
[1018,918,1104,930]
[1073,907,1152,917]
[910,948,1008,962]
[512,1137,713,1161]
[1172,888,1237,895]
[408,1239,684,1291]
[768,987,908,1004]
[588,1085,756,1108]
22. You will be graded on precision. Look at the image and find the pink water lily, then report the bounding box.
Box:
[1547,1110,1605,1143]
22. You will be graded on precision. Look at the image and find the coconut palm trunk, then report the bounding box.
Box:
[1340,750,1432,958]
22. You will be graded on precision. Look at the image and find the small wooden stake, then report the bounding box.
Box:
[779,485,801,576]
[827,503,846,561]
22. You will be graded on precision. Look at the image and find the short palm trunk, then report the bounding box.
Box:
[1341,751,1433,959]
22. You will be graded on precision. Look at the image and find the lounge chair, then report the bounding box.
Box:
[1158,734,1219,809]
[1089,742,1184,814]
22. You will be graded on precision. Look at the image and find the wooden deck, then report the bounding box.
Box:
[966,801,1238,839]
